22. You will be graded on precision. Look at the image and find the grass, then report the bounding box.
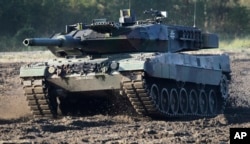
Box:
[219,36,250,51]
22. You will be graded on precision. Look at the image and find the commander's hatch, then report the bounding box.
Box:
[143,9,167,24]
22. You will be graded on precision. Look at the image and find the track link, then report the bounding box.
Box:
[122,72,163,117]
[23,78,55,118]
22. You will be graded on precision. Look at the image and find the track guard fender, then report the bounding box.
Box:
[20,65,47,78]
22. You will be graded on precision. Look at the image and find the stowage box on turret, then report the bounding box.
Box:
[20,9,230,118]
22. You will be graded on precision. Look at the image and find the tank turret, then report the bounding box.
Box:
[23,9,218,57]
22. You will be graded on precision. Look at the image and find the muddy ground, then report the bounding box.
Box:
[1,50,250,143]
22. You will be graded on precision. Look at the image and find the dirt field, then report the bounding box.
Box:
[1,50,250,143]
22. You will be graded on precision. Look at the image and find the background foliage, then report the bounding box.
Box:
[0,0,249,51]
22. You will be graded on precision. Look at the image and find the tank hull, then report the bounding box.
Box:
[20,52,230,118]
[20,52,230,90]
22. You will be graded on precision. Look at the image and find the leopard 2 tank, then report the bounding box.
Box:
[20,9,230,118]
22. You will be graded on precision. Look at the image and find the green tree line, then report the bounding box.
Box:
[0,0,249,51]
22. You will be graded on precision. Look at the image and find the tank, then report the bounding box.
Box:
[20,9,231,118]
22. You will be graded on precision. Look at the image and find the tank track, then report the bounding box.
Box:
[23,77,56,118]
[22,72,227,119]
[122,71,227,118]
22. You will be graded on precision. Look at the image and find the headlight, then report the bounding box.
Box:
[110,61,119,70]
[48,66,56,74]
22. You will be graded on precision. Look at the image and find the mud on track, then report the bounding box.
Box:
[1,51,250,143]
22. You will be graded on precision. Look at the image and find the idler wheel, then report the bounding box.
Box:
[220,74,229,99]
[150,84,160,107]
[198,90,208,115]
[160,88,170,114]
[208,89,217,115]
[189,89,198,115]
[179,88,188,115]
[170,88,179,115]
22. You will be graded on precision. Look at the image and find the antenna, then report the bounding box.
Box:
[193,0,197,27]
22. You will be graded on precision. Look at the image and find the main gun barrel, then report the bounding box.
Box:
[23,38,62,47]
[23,35,81,47]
